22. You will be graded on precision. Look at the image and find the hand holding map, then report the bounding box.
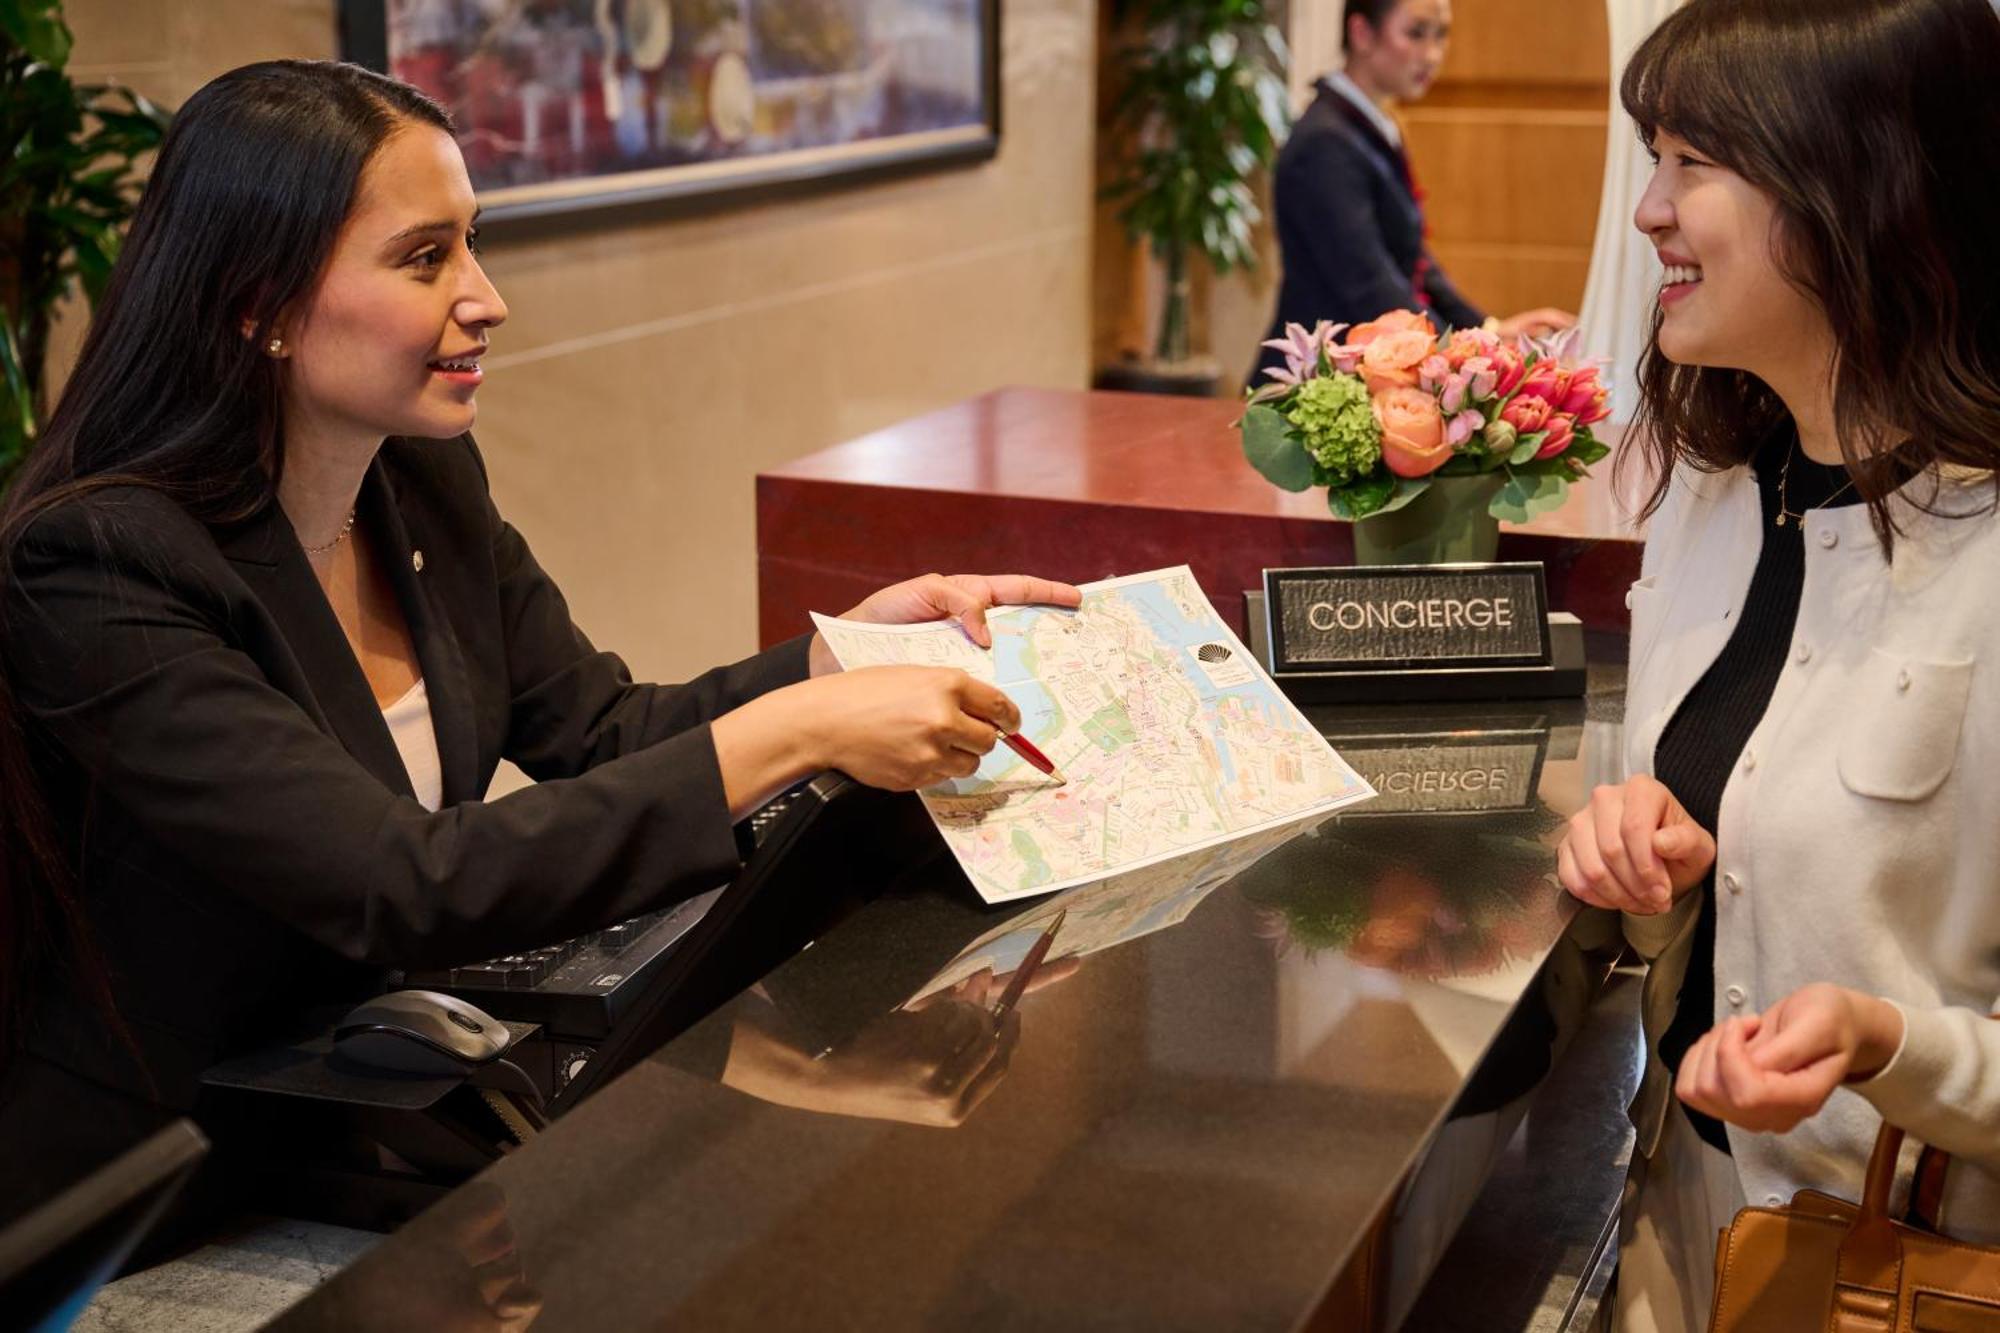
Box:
[812,566,1375,903]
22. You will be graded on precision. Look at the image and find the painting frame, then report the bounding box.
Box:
[338,0,1002,224]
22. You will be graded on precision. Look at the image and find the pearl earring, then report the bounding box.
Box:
[266,337,284,356]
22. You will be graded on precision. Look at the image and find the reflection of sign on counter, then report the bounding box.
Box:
[1339,737,1545,815]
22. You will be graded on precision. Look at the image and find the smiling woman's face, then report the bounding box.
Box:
[279,123,507,448]
[1633,128,1830,377]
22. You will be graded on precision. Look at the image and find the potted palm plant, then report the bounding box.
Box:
[1,0,167,488]
[1098,0,1290,397]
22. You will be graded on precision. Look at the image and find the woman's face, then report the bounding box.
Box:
[1348,0,1452,102]
[1632,128,1830,378]
[279,124,506,449]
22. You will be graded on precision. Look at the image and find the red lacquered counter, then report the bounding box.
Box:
[756,387,1641,647]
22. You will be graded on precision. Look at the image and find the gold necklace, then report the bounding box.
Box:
[303,509,357,555]
[1774,444,1856,528]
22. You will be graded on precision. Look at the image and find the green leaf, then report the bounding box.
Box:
[1508,433,1546,465]
[0,0,74,69]
[1489,468,1569,524]
[1369,475,1433,517]
[1241,402,1314,491]
[1328,470,1395,519]
[1569,434,1611,466]
[0,309,38,443]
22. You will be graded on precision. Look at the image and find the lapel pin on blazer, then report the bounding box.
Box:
[412,549,425,572]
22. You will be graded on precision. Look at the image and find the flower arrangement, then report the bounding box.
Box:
[1241,310,1613,524]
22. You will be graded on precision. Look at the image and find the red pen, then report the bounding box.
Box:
[999,730,1067,786]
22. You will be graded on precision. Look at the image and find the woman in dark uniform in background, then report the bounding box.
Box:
[1257,0,1573,380]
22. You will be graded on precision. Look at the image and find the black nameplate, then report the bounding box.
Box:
[1265,563,1552,674]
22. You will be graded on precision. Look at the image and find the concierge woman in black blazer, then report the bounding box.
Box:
[0,60,1077,1218]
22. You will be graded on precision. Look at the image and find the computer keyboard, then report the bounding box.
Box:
[391,783,813,1037]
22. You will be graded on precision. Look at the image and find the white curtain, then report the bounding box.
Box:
[1577,0,1686,529]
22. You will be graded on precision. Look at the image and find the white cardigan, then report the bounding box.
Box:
[1621,460,2000,1241]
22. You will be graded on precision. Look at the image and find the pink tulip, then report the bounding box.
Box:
[1490,346,1527,398]
[1499,393,1553,436]
[1517,360,1570,407]
[1556,365,1602,415]
[1534,413,1577,460]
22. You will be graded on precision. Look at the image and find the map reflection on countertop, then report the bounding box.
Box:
[812,566,1376,902]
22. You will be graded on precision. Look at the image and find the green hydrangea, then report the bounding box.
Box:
[1284,374,1382,485]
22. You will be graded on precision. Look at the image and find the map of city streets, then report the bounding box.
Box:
[811,567,1375,903]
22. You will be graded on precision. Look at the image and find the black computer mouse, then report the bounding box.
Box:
[333,989,509,1076]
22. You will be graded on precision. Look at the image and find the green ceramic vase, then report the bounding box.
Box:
[1350,473,1504,566]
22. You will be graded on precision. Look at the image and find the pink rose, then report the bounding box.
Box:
[1446,408,1485,448]
[1374,386,1451,478]
[1361,329,1437,395]
[1443,327,1500,368]
[1499,393,1553,436]
[1516,360,1570,406]
[1460,356,1499,402]
[1418,354,1452,393]
[1490,345,1527,398]
[1439,370,1472,415]
[1534,412,1577,460]
[1344,308,1433,348]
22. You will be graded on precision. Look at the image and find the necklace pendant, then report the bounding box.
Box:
[1775,513,1789,528]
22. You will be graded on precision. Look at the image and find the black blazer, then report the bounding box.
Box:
[1256,81,1484,380]
[0,434,810,1194]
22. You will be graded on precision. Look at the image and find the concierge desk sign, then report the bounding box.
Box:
[1250,562,1586,703]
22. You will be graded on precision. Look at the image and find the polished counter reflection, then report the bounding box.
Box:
[277,669,1628,1333]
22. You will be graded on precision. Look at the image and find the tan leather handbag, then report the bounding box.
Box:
[1708,1120,2000,1331]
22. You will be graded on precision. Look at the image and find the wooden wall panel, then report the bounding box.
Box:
[1403,110,1607,246]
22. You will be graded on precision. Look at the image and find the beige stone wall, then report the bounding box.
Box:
[60,0,1097,683]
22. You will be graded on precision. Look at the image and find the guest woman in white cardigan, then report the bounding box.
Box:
[1552,2,2000,1329]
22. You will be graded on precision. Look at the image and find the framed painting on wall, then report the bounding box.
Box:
[338,0,1001,221]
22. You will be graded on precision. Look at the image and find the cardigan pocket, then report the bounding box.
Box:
[1837,648,1974,801]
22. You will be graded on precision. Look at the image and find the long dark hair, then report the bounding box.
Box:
[0,61,452,1056]
[1617,0,2000,546]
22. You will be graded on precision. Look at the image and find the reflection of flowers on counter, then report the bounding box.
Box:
[1238,812,1566,979]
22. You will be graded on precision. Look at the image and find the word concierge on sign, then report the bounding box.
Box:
[1305,595,1518,634]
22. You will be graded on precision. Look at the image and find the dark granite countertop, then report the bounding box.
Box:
[276,662,1629,1332]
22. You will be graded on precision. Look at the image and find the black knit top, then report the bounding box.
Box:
[1651,430,1866,1153]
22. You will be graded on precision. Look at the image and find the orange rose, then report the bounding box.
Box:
[1344,308,1432,348]
[1374,385,1450,477]
[1360,328,1437,395]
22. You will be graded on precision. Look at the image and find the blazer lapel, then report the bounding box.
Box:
[363,456,480,806]
[1316,82,1416,199]
[212,500,416,799]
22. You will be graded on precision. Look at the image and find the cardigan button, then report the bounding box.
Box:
[1723,873,1742,895]
[1794,641,1812,664]
[413,549,425,572]
[1818,528,1838,549]
[1742,749,1757,772]
[1726,985,1747,1007]
[1896,669,1912,692]
[1766,1194,1784,1208]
